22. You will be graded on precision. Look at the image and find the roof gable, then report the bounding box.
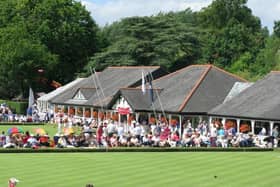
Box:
[115,88,163,111]
[151,65,209,112]
[51,66,163,107]
[181,66,246,113]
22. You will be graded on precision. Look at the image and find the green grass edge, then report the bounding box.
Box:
[0,147,274,153]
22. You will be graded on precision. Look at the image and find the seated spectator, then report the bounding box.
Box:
[181,134,193,147]
[254,137,267,148]
[231,136,239,147]
[142,134,152,146]
[238,133,249,147]
[22,131,30,145]
[247,133,255,147]
[200,134,210,147]
[39,135,50,147]
[119,135,128,147]
[24,134,38,148]
[169,131,180,147]
[151,134,160,147]
[130,135,140,147]
[217,134,228,148]
[57,135,67,148]
[193,133,202,147]
[0,131,6,147]
[110,134,118,147]
[3,135,16,148]
[67,134,78,147]
[14,134,23,147]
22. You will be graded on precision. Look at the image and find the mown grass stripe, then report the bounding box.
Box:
[0,152,279,187]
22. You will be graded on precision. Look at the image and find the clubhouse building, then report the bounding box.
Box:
[37,65,280,136]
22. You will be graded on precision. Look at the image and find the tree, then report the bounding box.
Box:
[0,0,100,98]
[0,0,99,83]
[84,10,201,74]
[251,36,280,80]
[0,24,57,99]
[23,0,99,83]
[197,0,266,69]
[273,20,280,38]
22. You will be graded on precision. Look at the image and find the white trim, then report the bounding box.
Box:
[73,90,86,100]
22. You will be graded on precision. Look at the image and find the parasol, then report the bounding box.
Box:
[7,127,24,135]
[63,127,74,135]
[33,128,47,136]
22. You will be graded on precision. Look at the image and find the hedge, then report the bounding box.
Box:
[0,147,274,153]
[0,99,28,114]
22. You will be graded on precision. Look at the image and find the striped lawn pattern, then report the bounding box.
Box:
[0,152,280,187]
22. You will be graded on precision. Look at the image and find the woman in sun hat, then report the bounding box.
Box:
[8,177,19,187]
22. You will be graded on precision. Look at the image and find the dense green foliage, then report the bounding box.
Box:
[196,0,267,72]
[85,9,201,73]
[84,0,277,81]
[0,152,279,187]
[0,0,280,98]
[0,0,99,98]
[0,24,57,98]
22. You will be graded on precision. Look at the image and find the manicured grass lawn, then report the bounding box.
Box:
[0,124,81,137]
[0,152,279,187]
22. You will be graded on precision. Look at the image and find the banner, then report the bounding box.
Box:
[117,107,130,115]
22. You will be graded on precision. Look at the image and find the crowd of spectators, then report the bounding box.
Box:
[1,115,278,149]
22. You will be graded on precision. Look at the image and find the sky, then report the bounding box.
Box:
[80,0,280,33]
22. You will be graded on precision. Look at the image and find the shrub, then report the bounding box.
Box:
[0,99,28,114]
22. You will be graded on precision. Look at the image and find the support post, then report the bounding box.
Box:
[110,111,113,120]
[136,112,139,122]
[236,119,240,133]
[75,106,78,116]
[83,107,85,118]
[127,114,130,133]
[168,114,172,126]
[222,118,226,129]
[90,108,93,118]
[270,121,274,136]
[199,116,203,123]
[251,120,255,134]
[179,115,182,138]
[118,113,121,127]
[208,116,212,128]
[148,113,151,125]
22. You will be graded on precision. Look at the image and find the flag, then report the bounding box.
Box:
[141,71,146,94]
[148,77,154,103]
[27,87,34,116]
[28,87,34,109]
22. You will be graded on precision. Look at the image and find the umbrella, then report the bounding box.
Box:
[63,127,74,135]
[7,127,24,135]
[33,128,46,136]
